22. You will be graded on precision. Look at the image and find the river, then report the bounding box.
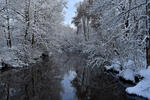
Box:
[0,53,146,100]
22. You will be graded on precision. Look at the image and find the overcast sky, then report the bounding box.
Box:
[64,0,83,28]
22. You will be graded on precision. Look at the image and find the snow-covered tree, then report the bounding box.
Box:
[73,0,149,70]
[0,0,67,66]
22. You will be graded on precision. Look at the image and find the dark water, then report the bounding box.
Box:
[0,53,146,100]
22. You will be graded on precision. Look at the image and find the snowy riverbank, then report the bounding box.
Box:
[0,47,43,69]
[126,68,150,99]
[105,59,150,99]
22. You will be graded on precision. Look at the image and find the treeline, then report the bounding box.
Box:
[0,0,67,66]
[73,0,150,69]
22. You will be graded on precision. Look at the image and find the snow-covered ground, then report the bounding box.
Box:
[126,67,150,100]
[105,59,145,82]
[105,59,150,99]
[119,69,135,83]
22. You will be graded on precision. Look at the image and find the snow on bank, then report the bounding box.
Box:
[126,67,150,99]
[104,59,150,99]
[105,64,135,82]
[0,47,21,68]
[105,59,141,82]
[118,60,137,82]
[0,47,41,68]
[119,69,135,83]
[105,59,122,72]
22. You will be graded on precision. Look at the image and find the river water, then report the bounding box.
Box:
[61,70,77,100]
[0,53,146,100]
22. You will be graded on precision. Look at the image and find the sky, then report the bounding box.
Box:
[64,0,83,28]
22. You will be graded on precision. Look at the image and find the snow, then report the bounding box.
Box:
[140,67,150,79]
[104,59,149,99]
[104,59,150,99]
[0,45,45,68]
[123,60,135,69]
[0,47,28,68]
[118,60,136,82]
[105,65,113,70]
[105,59,121,72]
[0,47,19,67]
[105,64,121,72]
[119,69,135,82]
[126,67,150,99]
[105,59,141,83]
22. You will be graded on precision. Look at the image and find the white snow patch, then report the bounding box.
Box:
[139,67,150,79]
[105,64,121,72]
[105,65,113,70]
[126,67,150,99]
[119,69,135,82]
[112,63,121,72]
[105,59,121,72]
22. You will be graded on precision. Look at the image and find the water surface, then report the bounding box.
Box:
[0,53,146,100]
[61,70,77,100]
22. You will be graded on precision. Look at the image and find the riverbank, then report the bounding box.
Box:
[104,63,150,100]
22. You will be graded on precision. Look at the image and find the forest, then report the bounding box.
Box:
[0,0,150,100]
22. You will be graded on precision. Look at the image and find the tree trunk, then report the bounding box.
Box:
[82,17,87,41]
[31,33,35,47]
[6,0,12,48]
[24,0,30,39]
[31,8,37,47]
[87,17,90,40]
[6,84,9,100]
[146,0,150,67]
[24,84,29,100]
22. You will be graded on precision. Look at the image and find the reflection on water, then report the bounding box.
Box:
[0,57,63,100]
[0,54,146,100]
[61,71,77,100]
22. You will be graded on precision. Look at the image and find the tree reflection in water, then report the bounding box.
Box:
[0,57,63,100]
[0,54,146,100]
